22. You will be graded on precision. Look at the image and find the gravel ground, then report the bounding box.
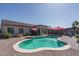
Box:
[0,37,79,56]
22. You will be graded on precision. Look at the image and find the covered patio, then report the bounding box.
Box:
[48,26,65,35]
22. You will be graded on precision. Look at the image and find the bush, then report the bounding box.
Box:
[75,34,79,43]
[75,34,79,38]
[2,32,12,39]
[77,38,79,43]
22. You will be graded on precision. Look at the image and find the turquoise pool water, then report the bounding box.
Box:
[19,35,66,50]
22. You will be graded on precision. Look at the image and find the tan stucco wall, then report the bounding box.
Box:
[1,25,31,35]
[36,26,48,34]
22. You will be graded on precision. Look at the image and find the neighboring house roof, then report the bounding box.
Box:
[36,25,48,28]
[1,20,35,27]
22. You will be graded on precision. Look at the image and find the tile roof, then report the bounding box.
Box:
[1,20,35,27]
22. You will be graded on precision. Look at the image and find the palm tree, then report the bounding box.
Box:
[72,20,79,28]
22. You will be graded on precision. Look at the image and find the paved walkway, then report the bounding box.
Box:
[0,36,79,56]
[59,36,79,50]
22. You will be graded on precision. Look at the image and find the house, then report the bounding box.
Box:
[1,20,35,36]
[1,20,49,36]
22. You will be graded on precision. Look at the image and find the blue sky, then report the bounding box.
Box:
[0,3,79,28]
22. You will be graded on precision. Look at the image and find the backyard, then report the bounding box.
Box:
[0,36,79,56]
[0,20,79,55]
[0,3,79,56]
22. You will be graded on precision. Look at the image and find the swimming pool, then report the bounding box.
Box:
[13,35,70,53]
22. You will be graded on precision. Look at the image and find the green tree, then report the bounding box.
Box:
[72,20,79,28]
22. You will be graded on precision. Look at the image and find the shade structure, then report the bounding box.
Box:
[49,27,65,30]
[32,28,38,31]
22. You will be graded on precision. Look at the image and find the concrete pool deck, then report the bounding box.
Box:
[0,36,79,56]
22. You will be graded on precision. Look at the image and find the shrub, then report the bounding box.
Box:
[75,34,79,38]
[75,34,79,43]
[76,38,79,43]
[2,32,12,39]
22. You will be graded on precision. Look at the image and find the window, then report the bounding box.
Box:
[7,28,14,34]
[19,28,24,34]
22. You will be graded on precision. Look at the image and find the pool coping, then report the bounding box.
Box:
[13,38,70,53]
